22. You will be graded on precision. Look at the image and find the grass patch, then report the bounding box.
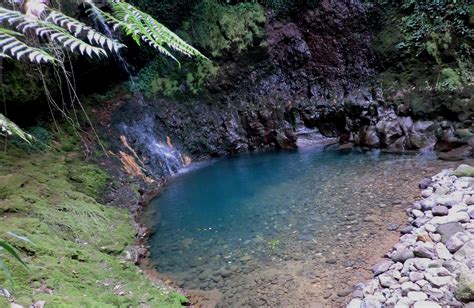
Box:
[0,143,186,307]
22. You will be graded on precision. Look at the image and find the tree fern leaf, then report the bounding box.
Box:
[0,31,56,63]
[97,1,205,62]
[46,10,124,53]
[110,1,205,59]
[1,8,108,59]
[0,27,23,37]
[10,44,25,54]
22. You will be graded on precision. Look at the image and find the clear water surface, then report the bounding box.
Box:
[145,146,453,306]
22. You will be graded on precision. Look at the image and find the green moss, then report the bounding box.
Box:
[437,68,463,92]
[67,162,108,199]
[1,62,44,104]
[134,57,218,98]
[0,144,186,307]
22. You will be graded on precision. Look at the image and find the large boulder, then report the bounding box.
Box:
[408,121,438,150]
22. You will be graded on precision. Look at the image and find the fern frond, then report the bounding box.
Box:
[90,5,180,63]
[0,113,33,143]
[45,10,125,53]
[0,27,57,63]
[0,7,107,58]
[113,1,205,58]
[100,1,206,62]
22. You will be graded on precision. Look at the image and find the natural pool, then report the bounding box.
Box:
[145,146,457,306]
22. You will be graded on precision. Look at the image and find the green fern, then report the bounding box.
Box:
[0,1,206,65]
[94,0,206,64]
[0,28,57,63]
[45,10,124,53]
[0,0,206,144]
[0,7,108,58]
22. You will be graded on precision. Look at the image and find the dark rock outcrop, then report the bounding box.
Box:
[102,0,472,178]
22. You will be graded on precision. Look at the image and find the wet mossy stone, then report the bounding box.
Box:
[455,270,474,302]
[453,164,474,177]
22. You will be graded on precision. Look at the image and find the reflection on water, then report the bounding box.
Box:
[145,147,460,306]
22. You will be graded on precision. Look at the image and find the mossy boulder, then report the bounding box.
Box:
[453,164,474,177]
[455,271,474,302]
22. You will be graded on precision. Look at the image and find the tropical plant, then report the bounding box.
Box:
[134,56,217,97]
[181,0,266,57]
[0,0,206,141]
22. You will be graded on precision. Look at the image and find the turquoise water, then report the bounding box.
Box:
[146,147,447,306]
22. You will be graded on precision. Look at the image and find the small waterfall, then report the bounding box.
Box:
[90,8,187,175]
[149,139,184,175]
[89,6,134,80]
[121,117,188,176]
[90,7,147,106]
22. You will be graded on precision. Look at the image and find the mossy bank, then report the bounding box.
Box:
[0,137,186,307]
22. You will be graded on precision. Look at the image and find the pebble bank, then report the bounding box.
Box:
[348,164,474,308]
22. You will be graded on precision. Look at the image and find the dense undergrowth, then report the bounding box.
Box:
[0,132,186,307]
[371,1,473,93]
[132,0,265,98]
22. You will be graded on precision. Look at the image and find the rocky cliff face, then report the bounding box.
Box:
[104,0,473,178]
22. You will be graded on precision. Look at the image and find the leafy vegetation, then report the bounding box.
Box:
[10,127,51,153]
[0,114,33,144]
[182,0,266,57]
[133,57,217,97]
[133,0,265,97]
[371,0,473,92]
[437,67,463,92]
[0,0,205,141]
[391,1,473,58]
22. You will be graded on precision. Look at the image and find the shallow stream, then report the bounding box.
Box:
[145,147,459,306]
